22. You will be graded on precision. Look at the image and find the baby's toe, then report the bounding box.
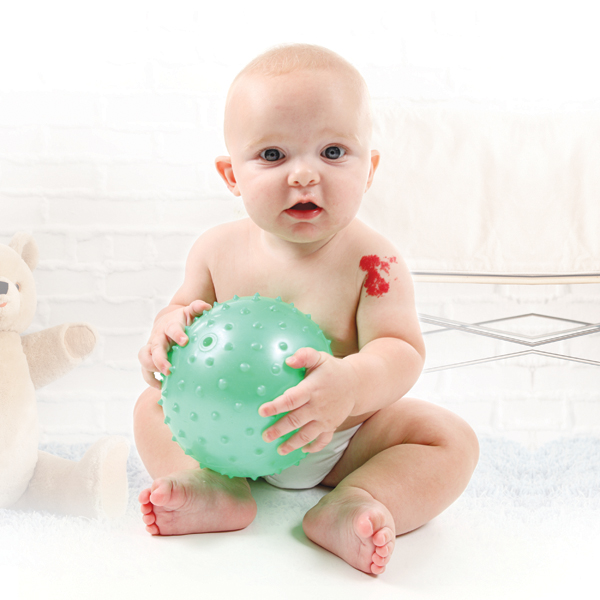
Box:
[372,551,391,567]
[372,526,394,574]
[138,488,151,504]
[373,526,394,547]
[140,502,153,515]
[375,540,394,558]
[143,512,156,526]
[149,478,174,506]
[145,523,160,535]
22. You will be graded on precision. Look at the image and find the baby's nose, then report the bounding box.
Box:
[288,162,319,187]
[0,281,8,295]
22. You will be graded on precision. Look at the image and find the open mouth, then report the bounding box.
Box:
[285,202,322,220]
[292,202,318,211]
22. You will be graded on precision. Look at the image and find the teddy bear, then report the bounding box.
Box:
[0,232,129,518]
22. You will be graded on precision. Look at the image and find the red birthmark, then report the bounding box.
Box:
[359,255,397,297]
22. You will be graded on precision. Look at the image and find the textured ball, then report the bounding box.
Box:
[159,294,333,479]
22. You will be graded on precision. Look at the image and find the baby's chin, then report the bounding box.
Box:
[261,222,340,252]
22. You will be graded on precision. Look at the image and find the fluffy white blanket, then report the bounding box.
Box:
[2,437,599,600]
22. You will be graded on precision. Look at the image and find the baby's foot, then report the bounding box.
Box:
[139,468,257,536]
[302,486,396,575]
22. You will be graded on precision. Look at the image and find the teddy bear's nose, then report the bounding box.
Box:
[0,281,8,295]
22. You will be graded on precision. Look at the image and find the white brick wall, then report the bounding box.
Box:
[1,1,599,445]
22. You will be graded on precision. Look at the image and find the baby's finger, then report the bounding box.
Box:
[149,340,171,376]
[185,299,212,323]
[138,344,156,372]
[285,347,326,371]
[302,431,334,454]
[164,321,188,347]
[139,344,165,387]
[262,406,311,443]
[258,384,308,418]
[277,421,323,455]
[141,367,162,389]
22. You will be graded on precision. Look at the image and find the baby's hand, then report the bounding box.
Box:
[258,348,359,455]
[138,299,211,388]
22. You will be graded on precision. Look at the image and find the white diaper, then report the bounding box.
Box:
[263,424,362,490]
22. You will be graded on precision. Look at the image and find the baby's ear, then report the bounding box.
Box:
[9,232,39,271]
[365,150,380,193]
[215,156,241,196]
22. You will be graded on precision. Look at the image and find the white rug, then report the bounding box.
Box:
[2,437,599,600]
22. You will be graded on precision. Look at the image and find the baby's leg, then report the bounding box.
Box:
[302,398,479,574]
[134,387,257,535]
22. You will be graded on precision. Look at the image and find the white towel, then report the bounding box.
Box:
[360,103,600,277]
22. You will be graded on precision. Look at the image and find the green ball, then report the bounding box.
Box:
[159,294,333,480]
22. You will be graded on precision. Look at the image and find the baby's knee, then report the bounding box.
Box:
[134,387,162,422]
[444,415,479,476]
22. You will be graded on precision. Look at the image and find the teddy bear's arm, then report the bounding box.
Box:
[21,323,97,389]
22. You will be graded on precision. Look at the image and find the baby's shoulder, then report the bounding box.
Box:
[198,218,248,242]
[185,219,250,269]
[191,219,250,250]
[343,219,402,259]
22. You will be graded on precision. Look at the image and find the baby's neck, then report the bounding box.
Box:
[258,228,338,262]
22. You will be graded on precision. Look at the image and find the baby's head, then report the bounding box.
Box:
[216,44,379,249]
[224,44,373,147]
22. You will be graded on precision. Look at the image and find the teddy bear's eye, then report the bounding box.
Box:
[16,283,20,291]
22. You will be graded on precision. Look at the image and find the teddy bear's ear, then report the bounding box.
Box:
[9,232,39,271]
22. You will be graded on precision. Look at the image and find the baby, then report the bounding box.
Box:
[134,43,479,576]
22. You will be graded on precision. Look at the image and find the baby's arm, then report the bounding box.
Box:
[259,243,425,454]
[344,250,425,415]
[139,233,217,388]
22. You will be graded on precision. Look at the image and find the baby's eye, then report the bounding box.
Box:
[322,146,345,160]
[260,148,284,162]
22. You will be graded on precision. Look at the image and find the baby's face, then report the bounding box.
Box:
[217,69,379,250]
